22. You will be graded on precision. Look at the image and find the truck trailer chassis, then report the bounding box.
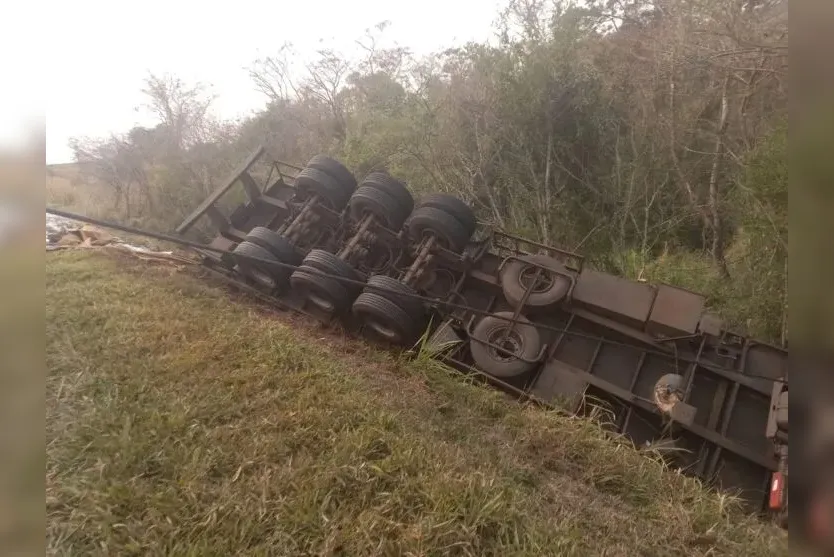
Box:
[57,146,792,525]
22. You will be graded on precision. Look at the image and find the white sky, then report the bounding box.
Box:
[7,0,501,164]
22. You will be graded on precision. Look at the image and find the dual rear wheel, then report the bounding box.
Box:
[296,156,358,210]
[232,156,359,287]
[407,193,477,253]
[290,249,362,314]
[232,227,301,289]
[352,276,425,345]
[350,193,478,343]
[237,166,543,374]
[348,172,414,230]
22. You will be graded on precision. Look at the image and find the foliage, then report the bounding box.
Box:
[724,122,788,341]
[53,0,789,342]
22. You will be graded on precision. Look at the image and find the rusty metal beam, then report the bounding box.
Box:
[176,145,266,234]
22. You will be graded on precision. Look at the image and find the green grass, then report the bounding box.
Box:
[46,251,788,556]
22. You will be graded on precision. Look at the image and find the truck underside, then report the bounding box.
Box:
[175,147,789,524]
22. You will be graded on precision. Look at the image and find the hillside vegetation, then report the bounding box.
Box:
[46,251,787,556]
[52,0,788,343]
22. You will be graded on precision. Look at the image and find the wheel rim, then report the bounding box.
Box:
[519,265,555,293]
[487,327,524,362]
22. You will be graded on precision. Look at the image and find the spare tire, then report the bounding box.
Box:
[416,193,476,237]
[500,255,571,309]
[470,312,542,378]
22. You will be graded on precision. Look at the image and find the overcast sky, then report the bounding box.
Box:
[23,0,502,164]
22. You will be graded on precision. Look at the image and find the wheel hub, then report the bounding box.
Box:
[520,265,555,293]
[487,328,524,362]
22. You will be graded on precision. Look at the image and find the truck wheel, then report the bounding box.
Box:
[500,255,571,309]
[361,172,414,222]
[470,312,541,378]
[353,288,424,345]
[364,275,424,317]
[244,227,302,267]
[301,249,363,297]
[416,193,476,237]
[290,265,353,314]
[232,241,285,289]
[406,206,471,253]
[348,185,407,229]
[306,155,357,193]
[295,167,353,210]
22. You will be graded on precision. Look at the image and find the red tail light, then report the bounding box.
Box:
[769,472,784,510]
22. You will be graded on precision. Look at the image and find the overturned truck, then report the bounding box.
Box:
[177,147,789,523]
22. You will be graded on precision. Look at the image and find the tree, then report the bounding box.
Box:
[60,0,789,341]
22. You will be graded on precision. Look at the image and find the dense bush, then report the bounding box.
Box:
[56,0,788,343]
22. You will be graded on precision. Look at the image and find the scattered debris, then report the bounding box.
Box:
[45,212,195,266]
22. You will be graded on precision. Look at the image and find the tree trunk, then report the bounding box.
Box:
[540,132,553,246]
[668,67,712,240]
[485,185,507,229]
[708,75,731,278]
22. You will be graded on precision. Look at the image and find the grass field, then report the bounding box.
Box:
[46,162,112,218]
[46,251,788,556]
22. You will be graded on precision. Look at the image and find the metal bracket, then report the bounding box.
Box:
[491,229,585,271]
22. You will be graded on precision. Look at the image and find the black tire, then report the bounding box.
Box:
[290,265,353,314]
[244,227,301,266]
[470,312,541,378]
[500,255,571,309]
[295,167,353,210]
[406,206,471,253]
[416,193,477,237]
[232,241,286,289]
[301,249,362,296]
[306,154,357,193]
[352,292,423,345]
[364,275,424,318]
[361,172,414,220]
[348,185,406,229]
